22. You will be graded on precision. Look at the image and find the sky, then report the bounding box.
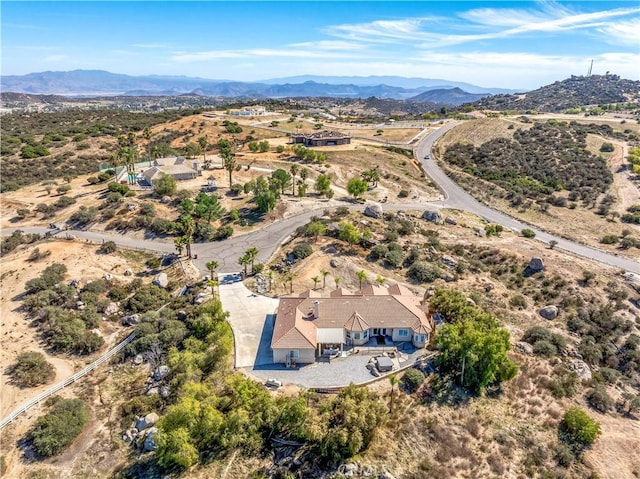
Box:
[1,1,639,90]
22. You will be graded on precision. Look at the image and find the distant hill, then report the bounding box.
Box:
[467,74,640,112]
[1,69,502,103]
[408,87,487,106]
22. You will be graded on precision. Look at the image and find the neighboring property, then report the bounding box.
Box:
[230,106,268,116]
[271,284,433,366]
[291,130,351,147]
[140,156,200,185]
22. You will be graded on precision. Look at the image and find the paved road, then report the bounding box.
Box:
[3,122,637,274]
[416,123,640,274]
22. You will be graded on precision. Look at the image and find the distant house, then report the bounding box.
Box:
[291,130,350,147]
[230,106,267,116]
[271,284,433,366]
[141,156,200,184]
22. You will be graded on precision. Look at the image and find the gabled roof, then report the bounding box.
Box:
[355,284,390,296]
[271,297,317,350]
[330,288,360,298]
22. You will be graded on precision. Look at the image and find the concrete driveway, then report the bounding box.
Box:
[217,273,279,368]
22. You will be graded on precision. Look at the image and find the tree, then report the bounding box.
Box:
[321,269,329,289]
[334,277,341,288]
[153,173,177,196]
[222,151,237,188]
[315,174,332,197]
[198,135,208,166]
[238,253,251,276]
[29,399,88,457]
[290,164,299,196]
[388,374,398,414]
[338,222,360,249]
[271,169,292,195]
[311,276,320,290]
[174,237,186,256]
[356,270,367,289]
[9,351,54,387]
[376,275,386,286]
[180,215,195,258]
[285,272,295,293]
[435,314,518,394]
[143,127,153,165]
[306,221,327,241]
[194,192,225,222]
[362,167,380,188]
[245,247,259,273]
[299,167,309,184]
[549,239,558,249]
[56,184,71,195]
[207,278,219,299]
[206,261,219,279]
[346,178,368,200]
[562,407,601,446]
[248,176,278,214]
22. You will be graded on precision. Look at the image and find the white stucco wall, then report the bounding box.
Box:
[273,348,316,364]
[317,328,344,344]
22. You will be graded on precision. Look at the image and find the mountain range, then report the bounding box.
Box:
[0,70,516,105]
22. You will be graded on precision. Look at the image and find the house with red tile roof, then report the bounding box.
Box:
[271,284,433,365]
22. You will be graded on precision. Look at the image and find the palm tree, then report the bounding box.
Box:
[311,276,320,290]
[238,253,250,276]
[356,270,367,289]
[285,272,295,293]
[299,167,309,184]
[207,278,219,299]
[143,127,153,166]
[180,215,195,258]
[267,271,274,292]
[205,260,219,279]
[174,237,186,256]
[222,151,237,188]
[334,277,341,288]
[321,269,329,289]
[290,164,299,196]
[245,247,259,273]
[198,136,209,168]
[389,374,398,414]
[376,275,386,286]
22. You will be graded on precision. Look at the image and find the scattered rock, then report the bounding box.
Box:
[122,430,134,443]
[160,385,171,398]
[624,272,640,292]
[529,257,545,273]
[516,342,534,355]
[104,302,119,315]
[363,203,383,219]
[474,227,486,237]
[152,272,169,288]
[443,274,455,283]
[76,301,85,311]
[146,387,160,396]
[539,305,559,320]
[379,472,397,479]
[161,196,172,204]
[103,273,112,281]
[133,354,144,365]
[422,209,442,224]
[194,292,211,304]
[124,268,133,276]
[176,310,187,321]
[444,216,457,225]
[567,359,592,381]
[466,298,476,307]
[143,427,158,452]
[69,279,80,288]
[122,314,140,326]
[483,282,494,292]
[441,255,458,267]
[153,365,170,381]
[126,203,137,212]
[330,259,339,268]
[90,328,102,337]
[324,245,338,254]
[136,413,159,431]
[423,288,436,301]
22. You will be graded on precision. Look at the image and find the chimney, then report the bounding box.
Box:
[313,300,320,319]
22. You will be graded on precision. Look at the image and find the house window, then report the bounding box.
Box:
[346,331,351,340]
[398,329,409,337]
[289,350,299,359]
[414,334,426,343]
[364,330,369,339]
[353,332,360,340]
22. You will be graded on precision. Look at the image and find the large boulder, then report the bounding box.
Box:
[152,272,169,288]
[363,203,383,219]
[136,412,159,431]
[529,257,545,273]
[567,359,592,381]
[104,302,119,315]
[444,216,457,226]
[422,210,442,224]
[539,305,559,320]
[122,314,141,326]
[516,342,534,355]
[143,427,158,452]
[441,255,458,268]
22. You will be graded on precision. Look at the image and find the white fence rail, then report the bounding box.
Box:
[0,332,136,431]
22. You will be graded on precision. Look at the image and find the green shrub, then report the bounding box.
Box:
[29,399,88,457]
[533,340,558,357]
[402,368,426,393]
[600,142,614,152]
[292,242,313,259]
[9,352,55,387]
[98,241,117,254]
[600,234,619,244]
[407,261,441,283]
[509,295,527,309]
[586,386,614,413]
[521,228,536,238]
[562,407,601,446]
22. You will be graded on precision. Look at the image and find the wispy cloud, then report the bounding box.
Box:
[171,45,367,63]
[323,18,442,44]
[596,18,640,46]
[287,40,365,51]
[133,43,166,49]
[43,54,69,63]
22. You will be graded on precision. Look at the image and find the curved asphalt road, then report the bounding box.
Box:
[3,123,638,274]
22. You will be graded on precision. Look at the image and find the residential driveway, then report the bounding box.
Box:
[217,273,279,368]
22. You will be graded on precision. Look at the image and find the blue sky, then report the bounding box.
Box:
[2,1,638,89]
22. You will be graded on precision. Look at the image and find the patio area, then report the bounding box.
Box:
[248,343,427,389]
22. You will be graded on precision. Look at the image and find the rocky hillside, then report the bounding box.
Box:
[466,74,640,112]
[409,87,486,105]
